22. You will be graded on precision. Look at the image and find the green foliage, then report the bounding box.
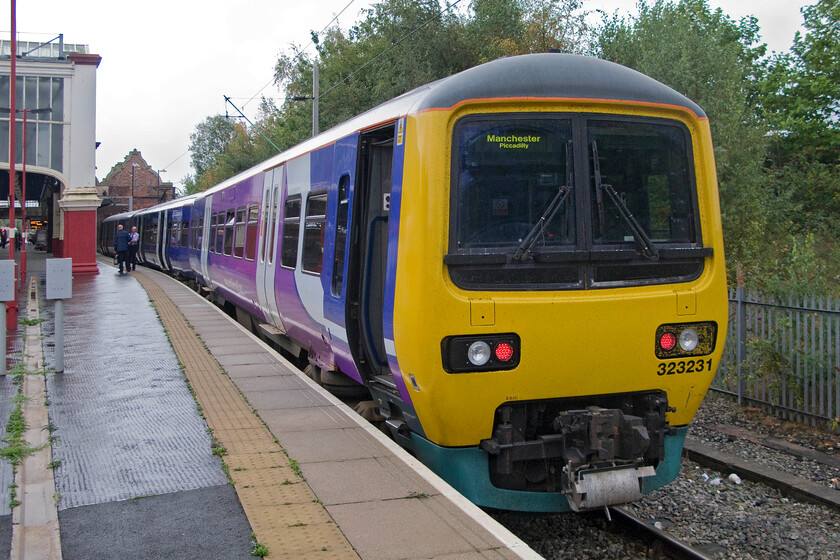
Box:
[753,0,840,295]
[761,0,840,165]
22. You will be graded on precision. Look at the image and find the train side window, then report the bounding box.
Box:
[170,221,179,246]
[268,186,280,264]
[215,212,225,254]
[144,221,156,246]
[194,215,204,250]
[233,207,246,258]
[245,205,259,261]
[302,192,328,274]
[280,195,301,269]
[223,209,235,256]
[181,219,189,248]
[209,213,217,253]
[260,192,271,262]
[331,175,350,295]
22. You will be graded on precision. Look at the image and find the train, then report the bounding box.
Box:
[99,53,728,513]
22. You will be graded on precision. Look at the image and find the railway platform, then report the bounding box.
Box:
[0,246,537,560]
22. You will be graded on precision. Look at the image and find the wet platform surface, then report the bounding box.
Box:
[1,247,537,560]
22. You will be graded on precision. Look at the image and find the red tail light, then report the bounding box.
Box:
[495,342,514,362]
[659,332,676,351]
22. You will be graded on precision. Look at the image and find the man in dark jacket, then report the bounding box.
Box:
[114,224,130,274]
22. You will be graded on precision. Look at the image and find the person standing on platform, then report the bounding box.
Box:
[127,225,140,271]
[114,224,130,274]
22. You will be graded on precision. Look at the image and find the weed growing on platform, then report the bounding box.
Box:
[289,458,303,480]
[250,533,269,557]
[8,483,18,509]
[407,491,429,499]
[210,437,227,457]
[18,318,44,327]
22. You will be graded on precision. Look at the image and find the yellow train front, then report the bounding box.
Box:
[378,54,727,512]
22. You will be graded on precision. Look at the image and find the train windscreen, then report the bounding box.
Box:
[448,114,705,290]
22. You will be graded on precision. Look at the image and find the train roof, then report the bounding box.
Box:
[413,53,707,117]
[199,54,707,198]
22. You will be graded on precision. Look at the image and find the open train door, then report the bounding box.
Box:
[346,125,395,390]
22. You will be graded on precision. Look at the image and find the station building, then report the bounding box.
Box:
[0,35,100,259]
[97,149,175,224]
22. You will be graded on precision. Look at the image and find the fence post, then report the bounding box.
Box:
[736,285,747,405]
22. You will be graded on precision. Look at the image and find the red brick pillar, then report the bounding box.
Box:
[58,187,100,275]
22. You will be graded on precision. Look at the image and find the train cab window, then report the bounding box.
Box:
[215,212,225,254]
[453,116,575,252]
[331,175,350,296]
[281,195,301,268]
[233,207,246,258]
[245,205,259,261]
[209,214,217,253]
[302,192,327,274]
[588,121,695,245]
[223,209,235,256]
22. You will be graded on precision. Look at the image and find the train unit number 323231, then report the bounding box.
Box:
[657,359,713,376]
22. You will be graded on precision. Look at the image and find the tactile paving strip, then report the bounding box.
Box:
[133,271,360,559]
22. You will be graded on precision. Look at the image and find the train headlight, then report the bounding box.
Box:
[442,334,520,373]
[467,341,491,366]
[678,329,699,352]
[654,322,717,359]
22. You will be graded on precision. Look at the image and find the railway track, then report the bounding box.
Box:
[607,506,713,560]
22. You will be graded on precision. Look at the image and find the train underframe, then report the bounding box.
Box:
[395,389,685,513]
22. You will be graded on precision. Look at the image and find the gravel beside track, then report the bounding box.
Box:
[491,392,840,559]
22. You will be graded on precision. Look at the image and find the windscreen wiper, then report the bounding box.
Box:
[513,142,574,262]
[591,140,659,261]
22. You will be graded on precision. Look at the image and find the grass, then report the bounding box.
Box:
[250,533,269,558]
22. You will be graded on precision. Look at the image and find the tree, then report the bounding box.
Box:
[188,115,237,181]
[761,0,840,166]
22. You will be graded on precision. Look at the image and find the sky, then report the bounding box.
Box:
[6,0,815,192]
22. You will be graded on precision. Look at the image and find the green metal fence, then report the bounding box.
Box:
[713,288,840,428]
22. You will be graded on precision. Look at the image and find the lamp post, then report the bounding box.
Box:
[7,1,17,330]
[129,163,139,212]
[18,107,52,287]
